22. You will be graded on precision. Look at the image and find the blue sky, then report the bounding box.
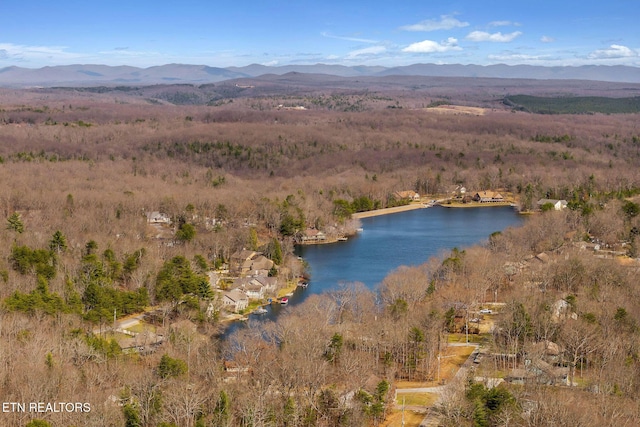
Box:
[1,0,638,69]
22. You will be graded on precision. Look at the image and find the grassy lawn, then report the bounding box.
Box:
[395,392,438,407]
[381,410,427,427]
[277,281,298,298]
[395,345,476,389]
[448,333,485,343]
[125,323,149,333]
[103,331,132,340]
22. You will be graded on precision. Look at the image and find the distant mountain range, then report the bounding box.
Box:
[1,63,639,87]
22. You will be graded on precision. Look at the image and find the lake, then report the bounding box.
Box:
[222,205,524,335]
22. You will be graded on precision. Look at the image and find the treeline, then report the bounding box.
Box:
[505,94,640,114]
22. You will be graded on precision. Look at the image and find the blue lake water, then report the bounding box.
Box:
[296,205,523,293]
[222,205,524,336]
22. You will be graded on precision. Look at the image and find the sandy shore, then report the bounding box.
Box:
[352,203,427,219]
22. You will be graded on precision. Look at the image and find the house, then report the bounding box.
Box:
[393,190,420,201]
[451,185,467,196]
[243,283,265,299]
[146,211,171,224]
[506,359,569,386]
[251,275,278,293]
[231,277,266,299]
[222,289,249,312]
[247,255,274,276]
[529,340,562,363]
[527,359,570,386]
[537,199,568,211]
[472,191,505,203]
[506,368,536,385]
[301,228,327,243]
[229,250,274,276]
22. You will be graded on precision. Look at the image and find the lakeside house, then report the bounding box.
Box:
[231,277,266,299]
[229,275,278,300]
[472,191,505,203]
[301,228,327,243]
[393,190,420,201]
[229,250,274,276]
[222,289,249,312]
[537,199,568,211]
[251,275,278,293]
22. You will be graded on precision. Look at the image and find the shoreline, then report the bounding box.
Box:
[440,201,516,209]
[352,203,427,219]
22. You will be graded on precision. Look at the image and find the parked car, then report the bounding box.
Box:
[479,309,492,314]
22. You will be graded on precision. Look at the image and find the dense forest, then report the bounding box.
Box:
[504,95,640,114]
[1,82,640,426]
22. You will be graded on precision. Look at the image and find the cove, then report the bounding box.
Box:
[222,206,524,336]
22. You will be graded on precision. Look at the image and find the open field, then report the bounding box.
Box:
[381,410,427,427]
[424,105,488,115]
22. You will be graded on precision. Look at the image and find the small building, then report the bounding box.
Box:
[251,275,278,292]
[222,289,249,312]
[230,250,274,276]
[506,359,569,386]
[537,199,568,211]
[393,190,420,201]
[472,191,505,203]
[529,340,562,363]
[301,228,327,243]
[231,277,266,299]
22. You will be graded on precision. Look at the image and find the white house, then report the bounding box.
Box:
[301,228,327,243]
[251,276,278,293]
[222,289,249,312]
[537,199,568,211]
[393,190,420,201]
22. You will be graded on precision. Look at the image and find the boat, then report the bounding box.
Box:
[280,297,289,305]
[337,236,348,241]
[298,281,309,288]
[253,307,268,315]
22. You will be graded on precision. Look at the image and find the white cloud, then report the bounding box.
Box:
[320,32,378,44]
[0,42,80,62]
[400,15,469,32]
[346,45,387,59]
[488,21,520,27]
[466,31,522,42]
[541,36,555,43]
[488,52,550,63]
[402,37,462,53]
[588,44,638,59]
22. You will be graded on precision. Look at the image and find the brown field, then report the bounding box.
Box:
[424,105,488,115]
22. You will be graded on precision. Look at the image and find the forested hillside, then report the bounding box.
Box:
[1,84,640,426]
